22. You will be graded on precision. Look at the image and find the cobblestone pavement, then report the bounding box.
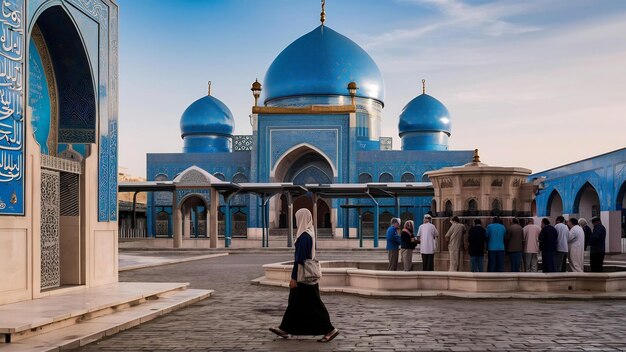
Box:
[77,252,626,351]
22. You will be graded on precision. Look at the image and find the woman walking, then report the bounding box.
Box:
[270,208,339,343]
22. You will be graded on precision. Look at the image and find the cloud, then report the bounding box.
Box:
[364,0,542,49]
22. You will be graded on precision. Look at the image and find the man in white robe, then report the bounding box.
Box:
[567,218,585,272]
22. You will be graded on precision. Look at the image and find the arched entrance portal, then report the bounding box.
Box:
[272,145,335,235]
[546,190,563,217]
[31,5,97,290]
[573,182,600,221]
[282,195,331,229]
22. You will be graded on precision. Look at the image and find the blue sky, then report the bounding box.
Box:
[118,0,626,177]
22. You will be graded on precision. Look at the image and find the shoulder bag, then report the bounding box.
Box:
[297,258,322,285]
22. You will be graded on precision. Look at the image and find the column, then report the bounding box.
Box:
[287,192,294,247]
[343,198,349,239]
[183,206,191,239]
[312,193,318,250]
[173,192,182,248]
[373,202,379,248]
[209,188,219,248]
[225,199,232,248]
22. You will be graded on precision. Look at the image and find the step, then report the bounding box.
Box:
[0,288,213,351]
[0,282,189,343]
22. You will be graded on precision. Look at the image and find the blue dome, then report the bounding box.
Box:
[398,93,451,136]
[263,25,384,104]
[180,95,234,138]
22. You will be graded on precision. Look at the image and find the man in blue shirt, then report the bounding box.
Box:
[386,218,402,271]
[485,217,506,272]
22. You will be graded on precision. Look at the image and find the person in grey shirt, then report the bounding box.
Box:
[554,216,569,272]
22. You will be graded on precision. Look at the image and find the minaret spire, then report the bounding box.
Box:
[207,81,212,96]
[320,0,326,26]
[422,79,426,94]
[473,149,481,163]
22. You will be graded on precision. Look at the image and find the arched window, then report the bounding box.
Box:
[401,172,416,183]
[358,173,372,183]
[213,173,226,181]
[445,200,453,217]
[421,174,430,182]
[379,172,394,183]
[154,173,168,181]
[491,198,502,216]
[232,173,248,183]
[466,199,478,216]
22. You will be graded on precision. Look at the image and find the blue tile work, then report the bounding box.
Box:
[256,114,350,183]
[28,38,51,155]
[0,0,25,216]
[338,149,475,228]
[530,148,626,215]
[146,152,251,236]
[266,96,383,151]
[49,0,119,222]
[147,152,251,182]
[36,5,96,144]
[355,150,473,183]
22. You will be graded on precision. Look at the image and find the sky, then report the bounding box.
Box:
[117,0,626,178]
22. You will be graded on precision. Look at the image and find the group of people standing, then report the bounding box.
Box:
[386,214,608,273]
[386,214,438,271]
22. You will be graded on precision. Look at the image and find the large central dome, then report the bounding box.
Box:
[263,25,385,104]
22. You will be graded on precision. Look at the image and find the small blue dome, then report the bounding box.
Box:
[264,25,384,104]
[180,95,234,138]
[398,93,451,136]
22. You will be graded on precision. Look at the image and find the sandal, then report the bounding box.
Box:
[317,328,339,342]
[269,327,289,339]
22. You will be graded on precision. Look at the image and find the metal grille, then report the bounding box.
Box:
[380,137,393,151]
[60,173,79,216]
[233,135,252,151]
[155,221,169,236]
[41,170,61,290]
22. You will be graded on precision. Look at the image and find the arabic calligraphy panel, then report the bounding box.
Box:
[0,0,25,216]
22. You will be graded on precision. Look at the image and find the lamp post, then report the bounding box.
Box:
[347,81,358,106]
[251,79,262,107]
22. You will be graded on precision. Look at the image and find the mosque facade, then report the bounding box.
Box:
[0,0,119,305]
[146,18,474,242]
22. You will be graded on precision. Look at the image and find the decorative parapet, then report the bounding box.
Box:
[41,154,82,174]
[379,137,392,151]
[233,135,252,151]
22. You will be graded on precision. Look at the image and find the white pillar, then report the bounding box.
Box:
[601,210,622,253]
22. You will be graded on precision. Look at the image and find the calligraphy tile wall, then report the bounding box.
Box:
[0,0,25,216]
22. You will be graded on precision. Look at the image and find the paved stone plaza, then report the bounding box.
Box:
[77,252,626,351]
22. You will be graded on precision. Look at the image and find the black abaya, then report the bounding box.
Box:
[279,232,334,336]
[279,283,334,335]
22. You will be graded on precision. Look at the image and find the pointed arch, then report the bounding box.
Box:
[379,172,394,183]
[573,181,600,219]
[271,143,337,181]
[546,189,563,217]
[616,180,626,210]
[401,172,416,183]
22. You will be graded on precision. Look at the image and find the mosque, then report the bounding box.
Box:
[145,9,474,243]
[144,5,626,249]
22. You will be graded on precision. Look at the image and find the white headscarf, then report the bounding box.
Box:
[295,208,315,258]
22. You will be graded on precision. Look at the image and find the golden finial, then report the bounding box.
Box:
[320,0,326,26]
[251,79,262,107]
[422,79,426,94]
[207,81,212,96]
[472,149,480,163]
